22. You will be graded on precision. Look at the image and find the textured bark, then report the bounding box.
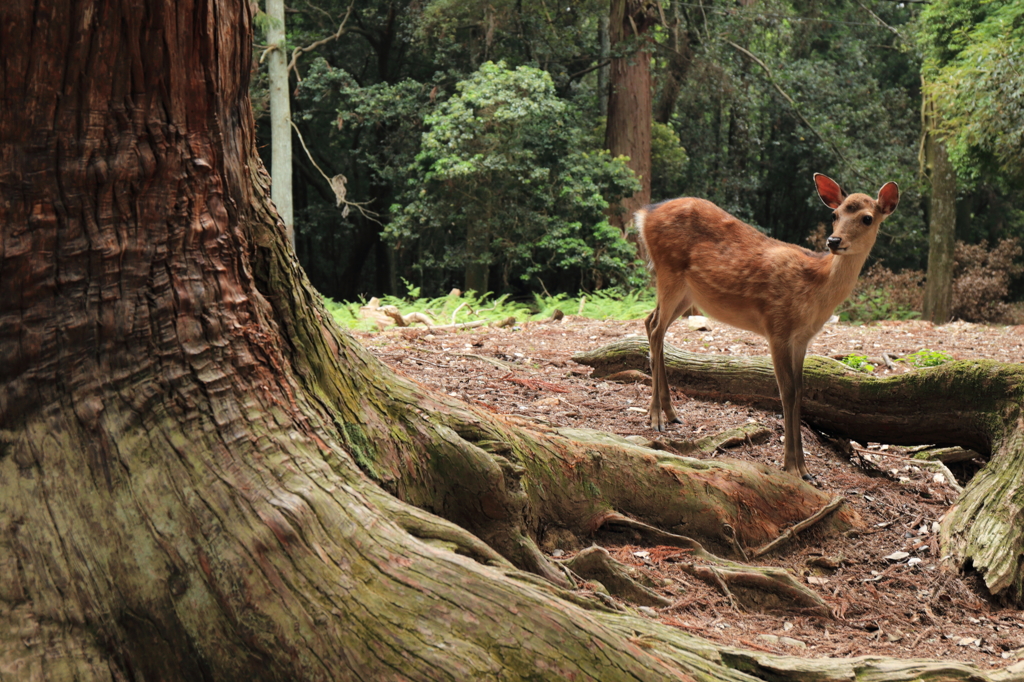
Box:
[576,338,1024,606]
[2,1,1024,679]
[605,0,656,231]
[922,134,957,324]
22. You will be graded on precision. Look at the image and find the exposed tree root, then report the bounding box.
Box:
[574,338,1024,605]
[750,496,845,558]
[596,512,830,616]
[564,546,672,608]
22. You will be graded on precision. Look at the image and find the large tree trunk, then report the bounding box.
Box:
[1,1,1021,679]
[575,338,1024,606]
[604,0,656,232]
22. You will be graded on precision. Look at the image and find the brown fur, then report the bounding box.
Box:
[637,174,900,479]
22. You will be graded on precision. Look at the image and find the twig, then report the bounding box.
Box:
[852,445,963,493]
[709,566,741,612]
[454,353,512,370]
[722,523,750,563]
[499,373,569,393]
[451,300,470,325]
[288,2,355,77]
[750,497,845,558]
[290,120,379,222]
[857,1,904,41]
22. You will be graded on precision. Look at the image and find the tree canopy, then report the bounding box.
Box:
[256,0,1024,301]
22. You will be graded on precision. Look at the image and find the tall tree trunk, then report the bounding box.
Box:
[653,1,691,125]
[599,15,610,118]
[267,0,295,250]
[605,0,656,232]
[922,133,957,324]
[1,1,1021,679]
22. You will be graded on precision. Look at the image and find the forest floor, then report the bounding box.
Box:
[352,315,1024,668]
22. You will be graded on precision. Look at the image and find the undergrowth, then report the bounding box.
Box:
[327,285,657,331]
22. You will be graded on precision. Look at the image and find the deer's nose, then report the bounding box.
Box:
[826,236,843,251]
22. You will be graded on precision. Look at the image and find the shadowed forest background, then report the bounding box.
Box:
[255,0,1023,321]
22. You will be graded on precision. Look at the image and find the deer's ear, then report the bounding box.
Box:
[814,173,846,209]
[876,182,900,215]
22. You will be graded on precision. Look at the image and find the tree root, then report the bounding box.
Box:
[750,496,845,558]
[596,512,831,617]
[564,546,672,608]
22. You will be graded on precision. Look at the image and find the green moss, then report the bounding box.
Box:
[342,422,381,480]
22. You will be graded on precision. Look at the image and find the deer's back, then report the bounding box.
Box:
[638,197,833,338]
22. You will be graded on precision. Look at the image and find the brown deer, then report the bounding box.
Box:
[637,174,900,480]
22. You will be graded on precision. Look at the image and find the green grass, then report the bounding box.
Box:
[900,349,954,368]
[325,286,658,331]
[840,354,875,372]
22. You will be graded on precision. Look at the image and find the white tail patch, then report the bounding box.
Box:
[634,209,653,270]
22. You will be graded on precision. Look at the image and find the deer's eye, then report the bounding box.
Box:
[832,212,839,223]
[862,215,873,226]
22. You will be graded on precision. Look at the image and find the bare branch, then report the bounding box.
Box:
[290,120,380,223]
[288,2,355,79]
[724,39,867,183]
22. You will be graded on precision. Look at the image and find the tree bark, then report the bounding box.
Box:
[922,133,957,324]
[575,338,1024,605]
[2,1,1023,679]
[605,0,656,232]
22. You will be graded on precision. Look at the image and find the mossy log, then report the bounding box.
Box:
[574,338,1024,605]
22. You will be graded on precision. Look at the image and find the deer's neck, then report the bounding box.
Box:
[823,252,870,309]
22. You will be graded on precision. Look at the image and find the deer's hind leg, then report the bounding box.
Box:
[645,279,692,431]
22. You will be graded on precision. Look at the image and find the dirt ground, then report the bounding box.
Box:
[351,314,1024,667]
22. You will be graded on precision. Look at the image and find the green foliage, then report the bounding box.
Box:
[920,1,1024,179]
[387,61,641,295]
[326,286,656,331]
[840,354,875,373]
[650,122,689,199]
[901,349,954,368]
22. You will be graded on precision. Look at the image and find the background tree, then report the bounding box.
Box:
[386,61,640,294]
[253,0,1024,313]
[265,0,296,249]
[604,0,659,232]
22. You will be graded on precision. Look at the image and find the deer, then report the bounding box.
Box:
[636,174,900,480]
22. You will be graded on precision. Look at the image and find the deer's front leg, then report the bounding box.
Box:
[770,340,811,480]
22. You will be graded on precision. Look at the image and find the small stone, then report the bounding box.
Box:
[686,316,712,331]
[779,637,807,649]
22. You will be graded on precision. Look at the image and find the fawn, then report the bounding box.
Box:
[637,174,900,480]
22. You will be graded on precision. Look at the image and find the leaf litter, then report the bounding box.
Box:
[353,316,1024,667]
